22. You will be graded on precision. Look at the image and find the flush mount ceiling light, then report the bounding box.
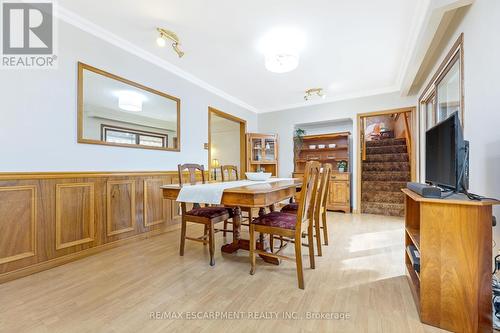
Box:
[304,88,326,101]
[258,27,305,73]
[265,53,299,73]
[156,28,184,58]
[118,91,144,112]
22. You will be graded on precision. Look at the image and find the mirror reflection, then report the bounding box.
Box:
[78,63,180,151]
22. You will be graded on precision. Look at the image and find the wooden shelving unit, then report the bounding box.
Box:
[293,132,351,213]
[246,133,278,176]
[402,188,498,332]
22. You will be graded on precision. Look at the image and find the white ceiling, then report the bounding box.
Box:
[59,0,422,113]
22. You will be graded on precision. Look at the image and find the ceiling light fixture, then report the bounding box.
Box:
[156,28,184,58]
[258,27,305,73]
[118,91,144,112]
[304,88,326,101]
[265,53,299,73]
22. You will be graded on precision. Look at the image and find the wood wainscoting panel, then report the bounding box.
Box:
[0,171,196,284]
[55,183,95,250]
[0,186,37,265]
[106,180,136,236]
[143,178,171,227]
[170,176,182,223]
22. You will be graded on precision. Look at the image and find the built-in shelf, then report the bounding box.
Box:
[296,158,340,163]
[301,146,347,152]
[300,146,348,152]
[405,227,420,250]
[250,161,276,165]
[405,247,420,280]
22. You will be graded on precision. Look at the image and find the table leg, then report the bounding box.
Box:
[221,206,242,253]
[220,206,279,265]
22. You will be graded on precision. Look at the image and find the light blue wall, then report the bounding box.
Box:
[0,19,257,172]
[258,92,417,210]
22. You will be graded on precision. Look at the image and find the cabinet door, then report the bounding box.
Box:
[329,181,349,205]
[250,138,264,162]
[263,137,277,162]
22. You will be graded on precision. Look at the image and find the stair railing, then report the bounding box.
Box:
[403,113,412,160]
[361,117,366,161]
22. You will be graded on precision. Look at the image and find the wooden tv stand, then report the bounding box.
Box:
[402,188,498,333]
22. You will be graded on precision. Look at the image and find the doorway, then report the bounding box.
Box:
[356,107,417,216]
[208,107,246,180]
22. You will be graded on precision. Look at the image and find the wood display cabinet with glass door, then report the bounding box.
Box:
[292,132,351,213]
[246,133,279,176]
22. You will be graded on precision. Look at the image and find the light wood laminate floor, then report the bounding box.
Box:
[0,213,446,333]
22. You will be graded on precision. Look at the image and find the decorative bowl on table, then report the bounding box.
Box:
[245,172,272,181]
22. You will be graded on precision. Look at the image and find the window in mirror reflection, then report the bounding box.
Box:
[78,62,180,151]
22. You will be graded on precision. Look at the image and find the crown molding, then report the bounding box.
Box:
[396,0,432,92]
[397,0,474,95]
[55,6,259,114]
[259,85,400,114]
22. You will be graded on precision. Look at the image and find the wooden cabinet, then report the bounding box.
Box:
[328,177,350,212]
[293,172,350,213]
[402,189,498,333]
[293,131,351,213]
[246,133,278,176]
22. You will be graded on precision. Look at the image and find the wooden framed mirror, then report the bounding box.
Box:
[77,62,180,151]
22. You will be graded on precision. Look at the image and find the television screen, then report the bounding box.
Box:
[425,112,463,190]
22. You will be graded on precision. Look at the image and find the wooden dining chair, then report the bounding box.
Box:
[249,161,321,289]
[319,164,332,247]
[220,165,239,182]
[178,163,231,266]
[220,165,253,237]
[280,163,332,256]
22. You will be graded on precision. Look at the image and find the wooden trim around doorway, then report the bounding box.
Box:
[208,107,247,180]
[356,106,417,214]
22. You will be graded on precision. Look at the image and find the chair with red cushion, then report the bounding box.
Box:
[249,161,321,289]
[280,163,332,256]
[280,202,298,213]
[178,163,231,266]
[220,165,254,236]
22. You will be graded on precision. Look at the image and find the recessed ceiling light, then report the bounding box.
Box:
[258,27,305,74]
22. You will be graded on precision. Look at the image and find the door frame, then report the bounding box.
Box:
[356,106,417,214]
[208,107,247,180]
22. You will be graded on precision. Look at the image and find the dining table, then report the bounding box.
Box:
[161,178,302,264]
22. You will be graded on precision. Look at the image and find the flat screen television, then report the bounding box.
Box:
[425,111,468,192]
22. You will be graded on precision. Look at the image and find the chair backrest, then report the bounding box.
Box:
[295,161,321,233]
[178,163,205,186]
[220,165,239,181]
[316,163,333,217]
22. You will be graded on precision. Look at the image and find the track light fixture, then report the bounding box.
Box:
[156,28,184,58]
[304,88,326,101]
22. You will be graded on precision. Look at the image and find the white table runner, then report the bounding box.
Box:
[177,178,292,204]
